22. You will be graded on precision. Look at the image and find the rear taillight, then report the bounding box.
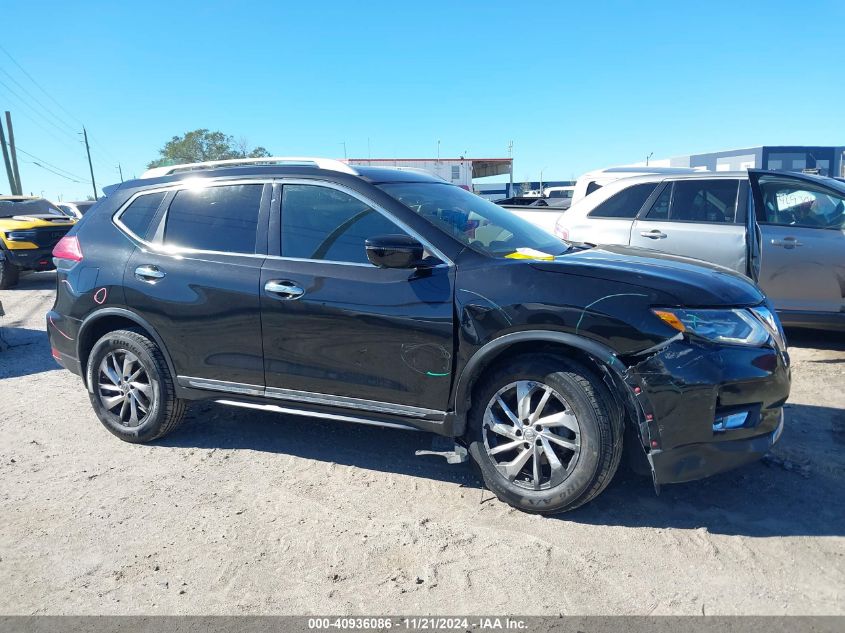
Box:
[53,235,83,262]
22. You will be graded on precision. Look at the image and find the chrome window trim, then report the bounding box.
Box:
[277,178,455,267]
[112,178,274,257]
[111,176,454,266]
[216,400,420,432]
[179,376,446,420]
[261,254,449,269]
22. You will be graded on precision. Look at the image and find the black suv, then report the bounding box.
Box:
[47,158,790,513]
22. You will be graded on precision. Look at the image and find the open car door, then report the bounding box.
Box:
[742,178,761,282]
[748,169,845,323]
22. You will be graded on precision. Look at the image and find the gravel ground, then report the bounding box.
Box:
[1,271,843,615]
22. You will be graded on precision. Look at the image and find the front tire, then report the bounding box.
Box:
[467,355,623,514]
[0,257,20,289]
[86,329,186,443]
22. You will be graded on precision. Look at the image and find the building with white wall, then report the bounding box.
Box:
[348,157,513,190]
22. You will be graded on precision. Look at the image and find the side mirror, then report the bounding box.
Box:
[365,234,424,269]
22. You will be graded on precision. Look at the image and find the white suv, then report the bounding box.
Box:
[554,170,845,330]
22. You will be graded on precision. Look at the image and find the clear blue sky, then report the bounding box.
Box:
[1,0,843,200]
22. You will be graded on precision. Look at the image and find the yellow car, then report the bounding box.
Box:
[0,196,77,289]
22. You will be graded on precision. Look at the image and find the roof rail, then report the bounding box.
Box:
[141,156,358,179]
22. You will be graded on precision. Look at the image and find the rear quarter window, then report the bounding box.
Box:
[588,183,658,219]
[118,192,167,239]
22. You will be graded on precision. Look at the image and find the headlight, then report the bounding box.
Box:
[749,305,787,350]
[6,230,37,241]
[652,308,769,346]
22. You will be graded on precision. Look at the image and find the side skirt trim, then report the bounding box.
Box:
[177,375,445,420]
[264,386,443,419]
[215,399,421,431]
[179,376,264,397]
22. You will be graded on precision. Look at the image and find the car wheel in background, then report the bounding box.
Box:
[0,257,20,289]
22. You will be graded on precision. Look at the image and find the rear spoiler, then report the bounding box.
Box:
[101,183,122,197]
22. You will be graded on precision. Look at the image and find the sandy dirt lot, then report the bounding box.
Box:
[1,272,843,615]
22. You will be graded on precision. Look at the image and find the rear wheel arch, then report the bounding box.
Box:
[77,308,177,388]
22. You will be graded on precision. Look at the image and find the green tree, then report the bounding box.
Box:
[147,129,271,168]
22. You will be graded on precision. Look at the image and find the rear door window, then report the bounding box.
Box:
[653,179,740,223]
[163,184,263,253]
[588,183,657,218]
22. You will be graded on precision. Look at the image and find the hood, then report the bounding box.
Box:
[532,244,764,307]
[0,214,75,228]
[10,214,74,223]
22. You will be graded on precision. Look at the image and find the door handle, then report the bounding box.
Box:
[770,237,803,249]
[640,230,667,239]
[265,279,305,300]
[134,265,165,282]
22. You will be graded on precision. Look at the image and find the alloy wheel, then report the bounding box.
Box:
[96,350,153,427]
[482,380,581,490]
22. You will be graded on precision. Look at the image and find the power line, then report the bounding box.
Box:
[0,102,82,157]
[0,76,82,146]
[25,159,84,183]
[0,65,78,135]
[0,44,84,128]
[0,44,121,171]
[0,78,115,174]
[0,92,113,175]
[10,144,88,181]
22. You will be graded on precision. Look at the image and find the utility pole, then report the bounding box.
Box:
[507,140,513,198]
[0,115,17,195]
[82,126,98,200]
[5,112,22,195]
[117,163,124,182]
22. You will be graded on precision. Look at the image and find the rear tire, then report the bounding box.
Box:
[86,329,186,443]
[0,257,20,289]
[467,355,623,514]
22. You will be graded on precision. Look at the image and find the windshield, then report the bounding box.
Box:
[0,199,64,219]
[378,182,568,258]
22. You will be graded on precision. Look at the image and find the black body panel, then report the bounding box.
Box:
[46,163,792,490]
[123,248,266,386]
[259,258,455,411]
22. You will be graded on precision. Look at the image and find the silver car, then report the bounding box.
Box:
[554,170,845,330]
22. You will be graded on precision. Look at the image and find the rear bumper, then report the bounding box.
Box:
[46,310,83,377]
[625,338,791,485]
[3,246,56,271]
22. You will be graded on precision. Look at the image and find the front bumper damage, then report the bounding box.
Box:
[622,338,790,486]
